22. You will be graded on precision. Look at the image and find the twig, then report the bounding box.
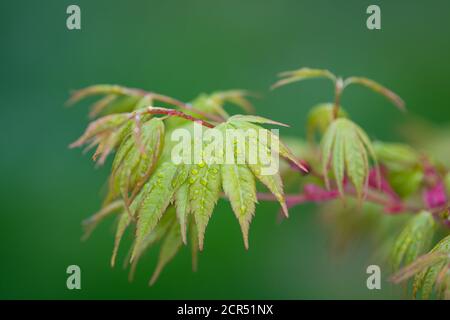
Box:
[141,106,215,128]
[126,87,224,122]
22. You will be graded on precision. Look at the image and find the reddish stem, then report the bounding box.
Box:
[257,185,419,214]
[127,87,224,122]
[333,78,344,119]
[143,107,215,128]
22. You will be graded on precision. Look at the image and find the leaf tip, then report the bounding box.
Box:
[149,270,160,286]
[281,202,289,218]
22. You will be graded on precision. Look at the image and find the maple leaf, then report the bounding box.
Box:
[391,235,450,299]
[390,211,436,271]
[321,118,378,198]
[70,85,302,284]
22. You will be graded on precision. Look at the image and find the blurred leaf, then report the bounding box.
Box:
[344,77,405,111]
[190,217,199,272]
[128,208,177,281]
[210,90,256,114]
[89,94,117,118]
[373,141,420,171]
[398,117,450,165]
[67,84,128,105]
[391,235,450,299]
[190,90,255,120]
[306,103,347,142]
[111,211,131,267]
[81,200,123,240]
[149,217,183,285]
[229,114,289,127]
[391,251,447,284]
[272,67,336,89]
[98,95,141,117]
[332,128,345,196]
[390,211,436,271]
[445,173,450,195]
[388,169,424,198]
[320,200,407,255]
[69,113,129,148]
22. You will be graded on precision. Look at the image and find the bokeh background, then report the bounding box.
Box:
[1,0,449,299]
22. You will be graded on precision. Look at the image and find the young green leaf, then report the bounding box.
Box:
[69,113,129,148]
[321,120,337,190]
[67,84,129,106]
[149,217,183,285]
[344,131,367,198]
[231,120,308,172]
[89,94,117,118]
[127,208,177,281]
[332,128,345,196]
[444,173,450,197]
[108,118,165,205]
[344,77,405,111]
[111,191,151,267]
[388,169,424,198]
[321,118,377,198]
[413,235,450,299]
[131,161,179,261]
[373,141,419,171]
[111,211,131,267]
[229,120,289,216]
[81,200,123,240]
[189,163,222,250]
[210,90,256,114]
[391,235,450,299]
[390,211,436,271]
[251,166,287,217]
[229,114,289,127]
[189,90,255,120]
[306,103,347,142]
[190,218,199,272]
[272,67,336,89]
[222,163,257,249]
[175,183,190,245]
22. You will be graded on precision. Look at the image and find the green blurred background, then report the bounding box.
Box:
[1,0,449,299]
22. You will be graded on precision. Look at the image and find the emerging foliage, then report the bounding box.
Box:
[390,211,436,271]
[70,67,449,299]
[270,66,449,299]
[70,85,302,283]
[392,235,450,299]
[306,103,347,143]
[321,118,377,198]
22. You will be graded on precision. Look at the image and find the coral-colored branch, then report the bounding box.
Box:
[126,87,224,122]
[257,183,418,214]
[142,107,215,128]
